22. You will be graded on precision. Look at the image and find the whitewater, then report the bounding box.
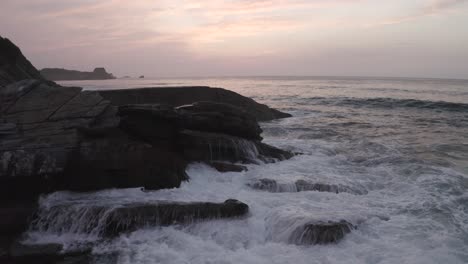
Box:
[24,77,468,263]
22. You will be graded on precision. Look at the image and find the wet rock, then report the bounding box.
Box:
[99,86,291,122]
[30,200,249,237]
[249,179,366,195]
[207,161,247,172]
[255,142,294,162]
[249,178,280,192]
[179,130,261,163]
[3,242,92,264]
[289,220,355,245]
[295,180,367,195]
[104,199,249,236]
[9,242,63,258]
[0,202,38,263]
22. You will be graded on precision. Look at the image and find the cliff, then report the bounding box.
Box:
[40,67,116,81]
[0,36,46,87]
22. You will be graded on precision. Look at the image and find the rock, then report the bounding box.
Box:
[117,104,292,164]
[0,201,38,263]
[103,199,249,236]
[249,179,366,195]
[99,86,291,122]
[139,75,144,79]
[3,242,91,264]
[40,67,116,81]
[207,161,247,172]
[176,101,263,140]
[248,178,284,192]
[295,179,367,195]
[117,104,179,144]
[0,36,47,87]
[9,242,63,258]
[255,142,294,162]
[289,220,355,245]
[178,130,261,163]
[61,130,188,191]
[29,199,249,237]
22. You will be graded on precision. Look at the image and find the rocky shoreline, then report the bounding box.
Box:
[0,36,358,263]
[0,36,297,262]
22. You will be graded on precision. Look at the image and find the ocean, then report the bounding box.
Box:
[26,77,468,263]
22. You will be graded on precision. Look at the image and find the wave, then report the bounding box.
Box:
[303,97,468,112]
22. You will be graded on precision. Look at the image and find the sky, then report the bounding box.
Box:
[1,0,467,79]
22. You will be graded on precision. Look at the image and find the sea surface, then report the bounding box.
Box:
[27,77,468,263]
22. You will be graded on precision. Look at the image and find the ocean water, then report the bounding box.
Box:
[27,77,468,263]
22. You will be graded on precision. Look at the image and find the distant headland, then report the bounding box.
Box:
[40,67,116,81]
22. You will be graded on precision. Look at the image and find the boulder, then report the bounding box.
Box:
[207,161,248,172]
[289,220,355,245]
[99,86,291,122]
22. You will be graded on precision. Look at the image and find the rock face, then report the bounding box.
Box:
[99,86,292,122]
[1,82,292,195]
[40,67,116,81]
[0,36,46,87]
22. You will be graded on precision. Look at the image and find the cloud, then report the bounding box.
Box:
[375,0,468,26]
[1,0,467,78]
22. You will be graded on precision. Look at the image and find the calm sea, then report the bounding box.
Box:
[27,77,468,263]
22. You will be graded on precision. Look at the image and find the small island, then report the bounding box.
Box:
[40,67,116,81]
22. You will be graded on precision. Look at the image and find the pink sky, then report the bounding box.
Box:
[1,0,467,78]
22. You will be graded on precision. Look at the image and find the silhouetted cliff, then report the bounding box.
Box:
[0,36,46,87]
[40,67,116,81]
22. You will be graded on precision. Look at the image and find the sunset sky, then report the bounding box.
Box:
[1,0,467,78]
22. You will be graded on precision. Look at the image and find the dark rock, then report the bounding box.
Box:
[9,242,63,258]
[99,86,291,122]
[0,36,47,87]
[249,178,280,191]
[117,104,292,164]
[117,104,179,144]
[0,201,38,263]
[249,179,366,195]
[289,220,355,245]
[178,130,261,163]
[29,199,249,237]
[176,101,263,140]
[62,130,188,191]
[139,75,144,79]
[256,142,294,162]
[295,179,367,195]
[3,242,92,264]
[40,67,116,81]
[207,161,247,172]
[103,199,249,236]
